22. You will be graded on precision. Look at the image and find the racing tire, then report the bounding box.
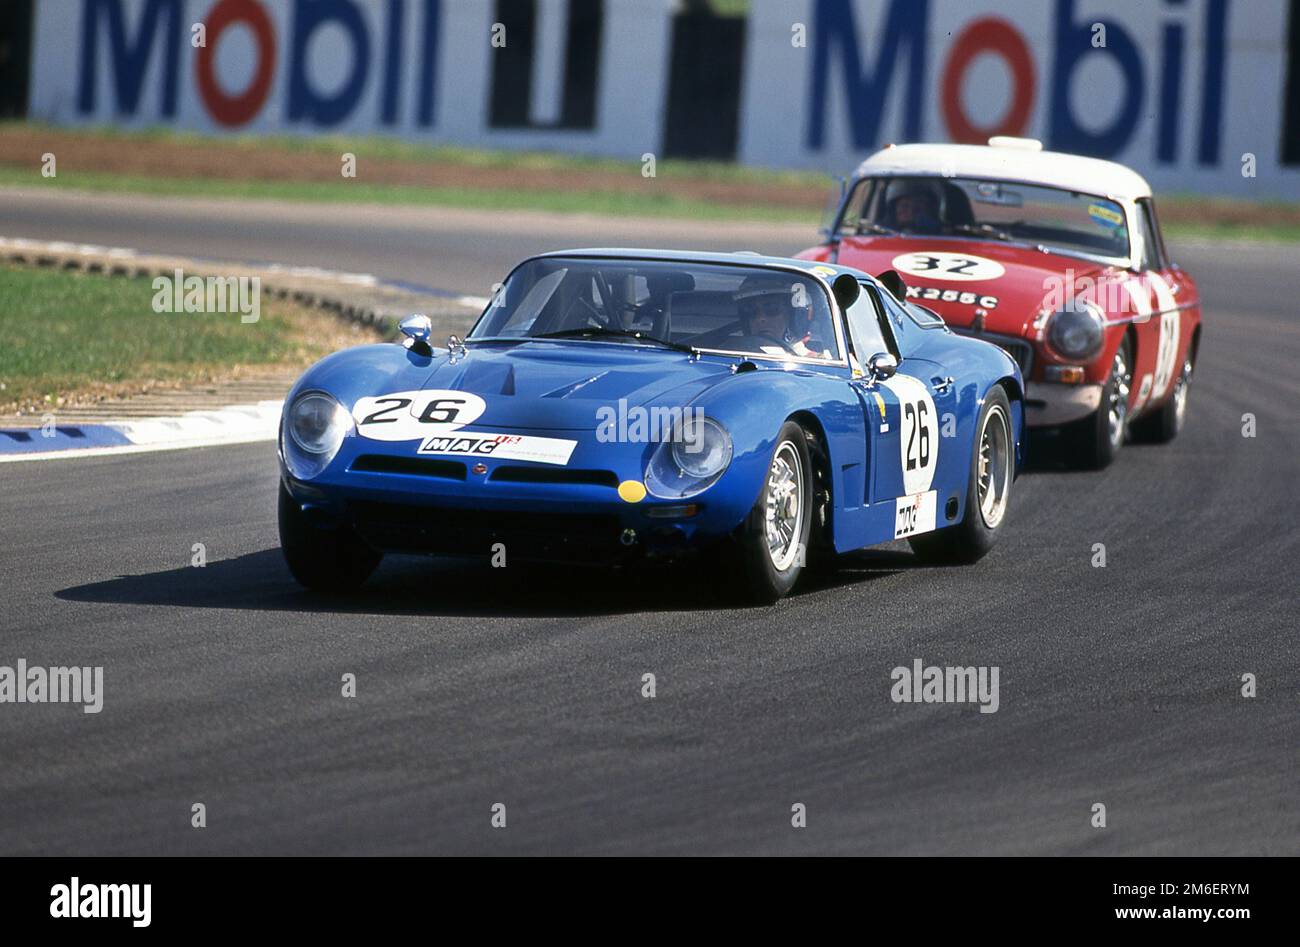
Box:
[1129,354,1192,444]
[909,386,1013,565]
[1061,337,1131,470]
[801,428,840,577]
[278,482,382,592]
[727,421,814,604]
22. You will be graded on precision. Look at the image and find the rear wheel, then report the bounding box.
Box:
[1130,354,1192,443]
[910,386,1013,564]
[727,421,813,604]
[1062,338,1131,470]
[278,482,382,592]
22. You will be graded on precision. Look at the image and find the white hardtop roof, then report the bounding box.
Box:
[854,138,1152,202]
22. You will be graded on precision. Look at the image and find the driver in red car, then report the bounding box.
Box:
[885,181,943,234]
[735,275,834,359]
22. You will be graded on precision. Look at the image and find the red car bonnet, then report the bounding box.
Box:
[812,235,1113,339]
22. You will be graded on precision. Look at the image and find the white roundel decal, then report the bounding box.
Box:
[352,389,487,441]
[882,374,939,495]
[1150,310,1182,400]
[1148,273,1182,401]
[891,251,1006,282]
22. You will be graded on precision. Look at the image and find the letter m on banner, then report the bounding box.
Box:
[807,0,927,150]
[78,0,183,116]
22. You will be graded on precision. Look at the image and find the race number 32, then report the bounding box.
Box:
[890,251,1006,283]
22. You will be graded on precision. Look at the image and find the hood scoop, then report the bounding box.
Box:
[447,359,517,396]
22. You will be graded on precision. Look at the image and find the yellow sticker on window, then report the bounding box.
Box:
[1089,203,1124,227]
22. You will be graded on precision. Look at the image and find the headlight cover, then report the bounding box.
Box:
[283,391,351,479]
[1046,302,1105,361]
[645,416,733,499]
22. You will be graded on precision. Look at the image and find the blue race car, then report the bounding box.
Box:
[278,249,1023,603]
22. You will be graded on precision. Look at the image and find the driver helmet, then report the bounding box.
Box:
[886,180,943,232]
[736,274,806,339]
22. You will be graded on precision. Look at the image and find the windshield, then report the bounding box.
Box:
[469,258,842,362]
[839,175,1131,263]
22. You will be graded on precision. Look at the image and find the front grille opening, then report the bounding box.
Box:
[489,466,619,488]
[1000,343,1033,376]
[346,499,626,561]
[351,455,467,480]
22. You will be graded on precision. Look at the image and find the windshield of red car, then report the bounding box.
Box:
[469,258,843,363]
[840,175,1131,263]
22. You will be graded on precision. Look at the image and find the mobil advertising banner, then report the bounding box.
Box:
[26,0,1300,198]
[741,0,1297,197]
[29,0,671,156]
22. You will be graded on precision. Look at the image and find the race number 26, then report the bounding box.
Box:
[904,400,930,471]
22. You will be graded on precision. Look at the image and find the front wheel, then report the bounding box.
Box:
[727,421,813,604]
[278,482,382,592]
[910,386,1014,564]
[1062,338,1131,470]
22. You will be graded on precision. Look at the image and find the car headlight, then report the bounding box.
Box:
[283,391,351,479]
[646,416,732,499]
[1046,302,1105,361]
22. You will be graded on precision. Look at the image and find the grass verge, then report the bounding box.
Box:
[0,165,820,225]
[0,262,375,414]
[2,123,1298,240]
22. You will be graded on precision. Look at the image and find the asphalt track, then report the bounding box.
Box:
[1,189,1296,855]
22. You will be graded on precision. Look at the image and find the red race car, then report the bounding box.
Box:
[798,137,1201,469]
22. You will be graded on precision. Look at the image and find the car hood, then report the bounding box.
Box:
[416,341,736,431]
[832,235,1113,337]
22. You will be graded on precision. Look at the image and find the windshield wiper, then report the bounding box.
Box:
[950,222,1015,242]
[1033,243,1121,266]
[535,327,698,356]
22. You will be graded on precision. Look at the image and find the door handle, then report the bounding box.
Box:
[931,376,954,394]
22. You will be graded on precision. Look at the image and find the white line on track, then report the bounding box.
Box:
[0,431,277,463]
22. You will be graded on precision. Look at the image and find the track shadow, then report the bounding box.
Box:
[56,546,912,618]
[1023,427,1165,473]
[1022,428,1075,473]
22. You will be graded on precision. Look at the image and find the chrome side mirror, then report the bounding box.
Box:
[868,352,898,381]
[399,313,432,349]
[399,314,434,356]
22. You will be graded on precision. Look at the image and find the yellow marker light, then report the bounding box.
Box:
[618,480,647,503]
[1047,365,1087,385]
